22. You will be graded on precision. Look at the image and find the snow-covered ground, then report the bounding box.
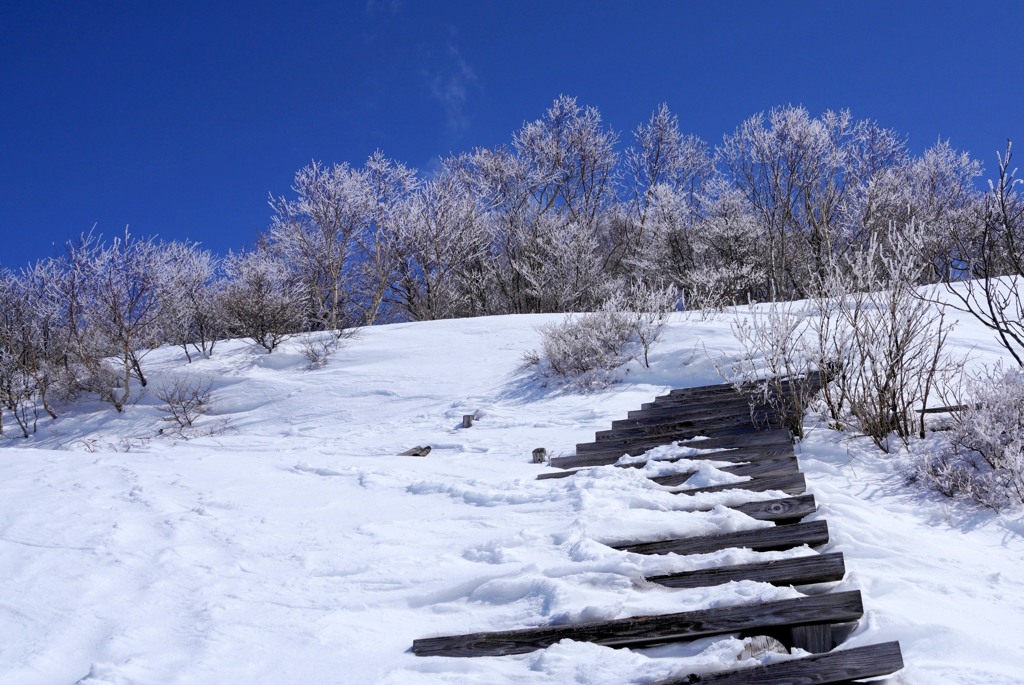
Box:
[2,310,1023,684]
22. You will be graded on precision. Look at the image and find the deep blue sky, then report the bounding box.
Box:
[3,1,1023,268]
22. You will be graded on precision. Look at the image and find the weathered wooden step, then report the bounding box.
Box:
[611,519,828,556]
[640,399,765,412]
[666,373,821,399]
[731,495,817,522]
[538,450,798,481]
[639,394,760,412]
[596,423,775,446]
[646,552,846,590]
[649,457,800,487]
[546,443,795,471]
[578,424,773,455]
[652,640,903,685]
[411,590,862,657]
[622,405,776,424]
[559,430,794,468]
[680,472,807,497]
[603,411,779,438]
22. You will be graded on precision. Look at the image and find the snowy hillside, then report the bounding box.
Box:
[2,311,1023,684]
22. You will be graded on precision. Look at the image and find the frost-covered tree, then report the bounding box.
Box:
[56,230,164,411]
[390,159,489,320]
[669,179,767,310]
[515,95,618,232]
[466,96,620,314]
[154,241,222,361]
[604,104,713,284]
[268,153,416,329]
[835,119,909,251]
[720,106,859,298]
[268,160,374,331]
[359,151,419,324]
[219,248,307,353]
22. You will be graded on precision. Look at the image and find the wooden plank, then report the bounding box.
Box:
[537,449,797,481]
[680,472,807,496]
[616,444,797,468]
[663,384,743,399]
[790,623,833,653]
[603,412,779,438]
[613,410,779,431]
[556,431,794,468]
[611,520,828,556]
[649,457,799,487]
[411,590,863,658]
[667,374,820,398]
[622,405,776,424]
[731,495,817,522]
[641,395,759,412]
[652,641,904,685]
[620,444,796,466]
[577,423,767,455]
[646,552,846,590]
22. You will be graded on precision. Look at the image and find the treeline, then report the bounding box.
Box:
[1,96,1020,436]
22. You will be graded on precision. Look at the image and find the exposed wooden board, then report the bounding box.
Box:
[592,423,788,454]
[649,457,800,488]
[649,389,761,403]
[651,641,904,685]
[557,431,794,468]
[667,374,821,398]
[537,449,797,481]
[411,590,863,658]
[789,622,833,653]
[641,395,759,412]
[679,472,807,497]
[731,495,817,522]
[677,430,794,450]
[622,406,776,423]
[610,519,827,556]
[604,411,779,437]
[613,411,781,431]
[577,424,768,455]
[646,552,846,590]
[620,444,797,466]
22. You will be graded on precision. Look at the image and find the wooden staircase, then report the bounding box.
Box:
[413,375,904,683]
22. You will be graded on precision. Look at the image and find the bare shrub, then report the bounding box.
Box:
[910,367,1024,509]
[529,308,633,390]
[728,298,819,438]
[613,281,678,368]
[299,331,350,370]
[941,142,1024,367]
[833,234,962,451]
[525,283,677,389]
[155,375,213,430]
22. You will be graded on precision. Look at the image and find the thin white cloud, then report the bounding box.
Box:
[428,38,479,134]
[364,0,402,17]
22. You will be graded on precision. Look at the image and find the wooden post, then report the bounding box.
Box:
[462,414,474,428]
[532,448,547,464]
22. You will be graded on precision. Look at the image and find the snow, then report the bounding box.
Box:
[2,310,1024,684]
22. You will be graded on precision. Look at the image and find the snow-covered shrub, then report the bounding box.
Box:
[911,368,1024,510]
[612,281,679,368]
[728,299,818,438]
[299,331,347,370]
[528,308,633,389]
[832,234,961,451]
[525,282,677,389]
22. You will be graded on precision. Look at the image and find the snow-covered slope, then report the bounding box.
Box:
[2,312,1023,684]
